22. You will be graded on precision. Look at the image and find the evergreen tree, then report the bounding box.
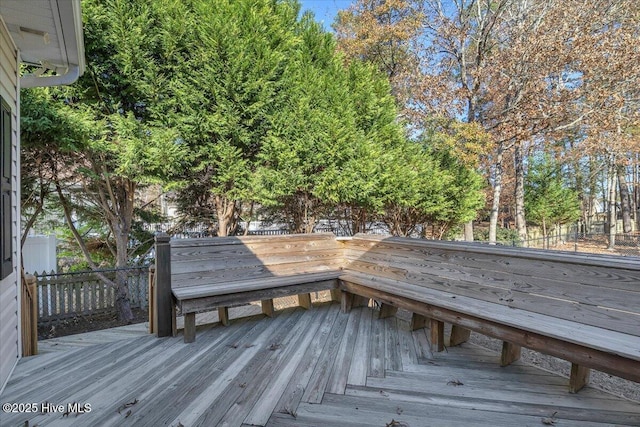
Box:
[525,155,581,246]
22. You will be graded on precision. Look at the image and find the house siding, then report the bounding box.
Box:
[0,15,20,394]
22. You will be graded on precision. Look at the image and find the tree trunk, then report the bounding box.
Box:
[489,145,505,244]
[607,159,617,250]
[55,177,135,322]
[351,207,367,236]
[585,156,599,232]
[215,195,237,237]
[114,229,134,323]
[303,193,317,233]
[514,142,527,245]
[110,179,135,323]
[463,221,474,241]
[617,164,632,233]
[21,203,44,248]
[633,153,638,228]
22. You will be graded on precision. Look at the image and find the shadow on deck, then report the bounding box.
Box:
[1,302,639,427]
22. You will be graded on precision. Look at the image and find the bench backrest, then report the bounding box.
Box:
[170,233,343,290]
[343,234,640,337]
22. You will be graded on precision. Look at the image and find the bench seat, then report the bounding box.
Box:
[338,234,640,390]
[153,232,640,392]
[339,271,640,384]
[158,233,344,342]
[173,270,342,302]
[174,270,341,313]
[175,270,341,342]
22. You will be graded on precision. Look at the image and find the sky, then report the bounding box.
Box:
[298,0,353,31]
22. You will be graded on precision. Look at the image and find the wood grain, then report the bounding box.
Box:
[338,278,640,383]
[4,305,639,427]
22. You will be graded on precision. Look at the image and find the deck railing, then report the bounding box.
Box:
[36,266,149,323]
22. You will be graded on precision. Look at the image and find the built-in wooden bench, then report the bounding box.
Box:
[339,234,640,392]
[154,232,640,392]
[154,233,342,342]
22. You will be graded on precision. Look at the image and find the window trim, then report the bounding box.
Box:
[1,95,13,280]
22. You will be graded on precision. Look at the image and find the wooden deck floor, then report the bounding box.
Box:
[2,302,639,427]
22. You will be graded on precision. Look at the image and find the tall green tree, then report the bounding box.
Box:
[21,0,182,321]
[157,0,300,236]
[525,155,581,247]
[254,13,359,233]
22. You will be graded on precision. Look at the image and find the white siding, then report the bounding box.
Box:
[0,15,20,394]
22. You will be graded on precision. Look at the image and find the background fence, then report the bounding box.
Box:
[494,232,640,257]
[35,225,637,325]
[36,266,149,324]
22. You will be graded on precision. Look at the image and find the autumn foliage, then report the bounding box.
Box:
[336,0,640,243]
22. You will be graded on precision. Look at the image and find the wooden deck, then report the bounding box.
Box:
[2,302,639,427]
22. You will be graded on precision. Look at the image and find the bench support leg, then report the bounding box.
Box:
[430,319,445,352]
[379,303,398,319]
[341,291,353,313]
[330,289,342,303]
[410,313,429,331]
[218,307,229,326]
[409,313,429,331]
[500,341,521,366]
[183,312,196,343]
[261,299,274,317]
[450,325,471,346]
[569,363,591,393]
[298,293,312,310]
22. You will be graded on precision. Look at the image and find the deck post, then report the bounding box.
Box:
[148,265,156,334]
[154,233,172,337]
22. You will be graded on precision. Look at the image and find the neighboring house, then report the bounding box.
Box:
[23,235,57,274]
[0,0,84,393]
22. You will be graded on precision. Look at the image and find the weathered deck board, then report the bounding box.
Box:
[243,304,333,426]
[273,393,613,427]
[77,317,264,427]
[205,308,319,426]
[325,305,361,394]
[1,303,638,427]
[346,307,373,386]
[273,303,341,415]
[368,307,386,378]
[384,316,402,371]
[144,310,303,427]
[300,308,350,403]
[344,385,640,425]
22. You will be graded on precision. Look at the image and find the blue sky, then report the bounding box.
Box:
[298,0,353,31]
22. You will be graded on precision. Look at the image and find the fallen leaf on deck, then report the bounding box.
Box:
[117,399,139,414]
[541,411,558,425]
